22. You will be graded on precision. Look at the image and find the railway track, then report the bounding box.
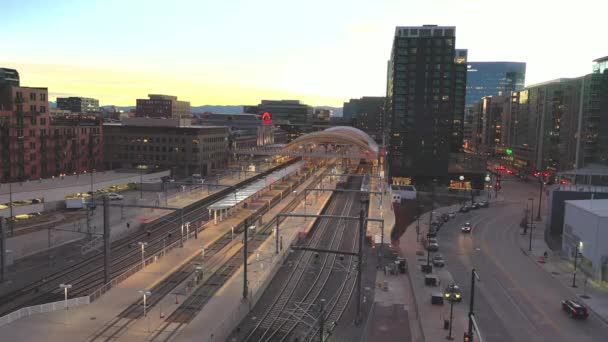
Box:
[85,165,328,342]
[144,169,331,342]
[242,174,363,342]
[0,159,299,316]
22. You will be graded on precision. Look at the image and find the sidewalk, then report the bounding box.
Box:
[398,202,468,342]
[0,162,322,341]
[517,219,608,323]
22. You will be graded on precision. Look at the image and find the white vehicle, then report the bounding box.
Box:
[107,193,124,200]
[391,184,417,200]
[461,224,472,233]
[65,197,85,209]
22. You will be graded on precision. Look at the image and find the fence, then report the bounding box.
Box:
[0,296,90,328]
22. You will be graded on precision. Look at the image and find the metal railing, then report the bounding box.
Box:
[0,296,90,327]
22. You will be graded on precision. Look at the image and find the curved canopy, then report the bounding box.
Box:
[283,126,379,157]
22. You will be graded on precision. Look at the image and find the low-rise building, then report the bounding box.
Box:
[57,96,99,113]
[562,199,608,282]
[103,117,229,177]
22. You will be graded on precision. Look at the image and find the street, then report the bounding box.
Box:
[436,174,608,341]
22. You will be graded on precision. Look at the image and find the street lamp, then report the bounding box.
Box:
[59,283,72,324]
[138,242,148,269]
[137,164,148,200]
[447,283,455,340]
[459,175,465,205]
[484,175,491,201]
[528,198,534,251]
[467,269,481,342]
[90,169,95,194]
[139,290,152,332]
[572,241,582,288]
[537,174,545,221]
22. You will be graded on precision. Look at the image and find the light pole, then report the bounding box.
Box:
[467,269,480,342]
[484,175,491,201]
[90,169,95,194]
[528,198,534,251]
[139,290,152,332]
[180,224,184,247]
[459,175,465,205]
[139,165,144,199]
[447,285,455,340]
[59,283,72,324]
[537,174,544,221]
[572,242,581,288]
[138,242,148,269]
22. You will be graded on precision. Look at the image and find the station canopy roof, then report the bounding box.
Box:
[208,160,306,210]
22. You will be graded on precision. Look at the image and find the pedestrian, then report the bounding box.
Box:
[127,222,130,229]
[544,251,548,259]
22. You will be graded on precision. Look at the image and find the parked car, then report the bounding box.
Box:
[441,213,450,222]
[428,238,438,245]
[432,254,445,267]
[562,299,589,319]
[471,202,480,210]
[479,201,489,208]
[426,242,439,252]
[448,212,456,219]
[444,284,462,302]
[107,192,124,200]
[459,206,470,213]
[427,229,437,238]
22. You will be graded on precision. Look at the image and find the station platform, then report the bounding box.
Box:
[0,162,324,341]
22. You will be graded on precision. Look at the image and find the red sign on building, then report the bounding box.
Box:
[262,112,272,125]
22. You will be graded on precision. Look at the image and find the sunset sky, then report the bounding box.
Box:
[1,0,606,107]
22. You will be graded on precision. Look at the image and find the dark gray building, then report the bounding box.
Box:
[465,62,526,109]
[103,117,229,178]
[244,100,313,141]
[57,96,100,113]
[344,96,385,143]
[0,68,20,89]
[385,25,468,185]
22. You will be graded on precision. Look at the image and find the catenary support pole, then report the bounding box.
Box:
[243,218,248,299]
[103,195,111,284]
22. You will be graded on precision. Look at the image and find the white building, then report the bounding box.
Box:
[562,199,608,282]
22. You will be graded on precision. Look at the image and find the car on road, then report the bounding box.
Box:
[479,201,489,208]
[459,205,470,213]
[107,192,124,200]
[562,299,589,319]
[432,254,445,267]
[461,222,472,233]
[471,202,480,210]
[427,229,437,237]
[444,284,462,302]
[426,241,439,252]
[448,212,456,219]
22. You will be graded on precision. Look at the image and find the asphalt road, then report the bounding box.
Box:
[435,176,608,342]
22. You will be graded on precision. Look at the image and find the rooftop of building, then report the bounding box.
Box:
[593,56,608,63]
[145,94,178,100]
[565,199,608,217]
[103,117,225,129]
[559,164,608,177]
[196,112,261,121]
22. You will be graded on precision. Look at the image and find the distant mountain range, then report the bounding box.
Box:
[51,102,343,117]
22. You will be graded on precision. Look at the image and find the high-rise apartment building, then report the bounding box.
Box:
[57,96,100,113]
[245,100,313,141]
[465,62,526,109]
[344,97,385,143]
[507,67,608,174]
[470,95,509,155]
[385,25,468,185]
[136,94,191,119]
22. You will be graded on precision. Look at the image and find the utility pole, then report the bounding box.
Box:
[243,218,248,299]
[355,200,367,325]
[103,195,111,284]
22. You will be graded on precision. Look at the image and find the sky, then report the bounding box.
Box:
[1,0,606,107]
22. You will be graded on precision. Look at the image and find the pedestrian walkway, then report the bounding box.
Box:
[398,202,468,342]
[0,162,323,341]
[517,219,608,324]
